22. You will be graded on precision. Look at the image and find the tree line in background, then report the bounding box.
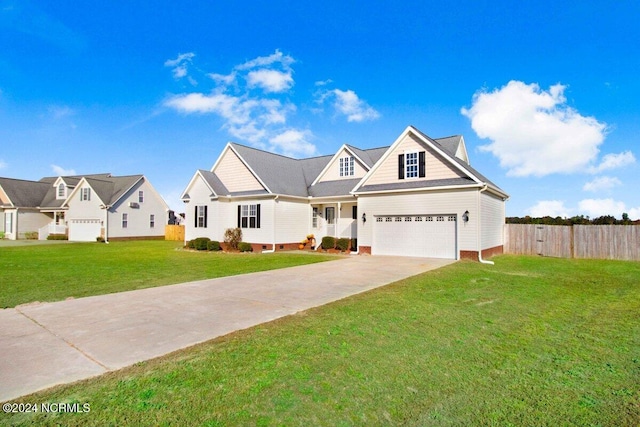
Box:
[506,213,640,225]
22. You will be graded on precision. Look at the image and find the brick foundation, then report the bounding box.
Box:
[460,245,504,261]
[358,246,372,254]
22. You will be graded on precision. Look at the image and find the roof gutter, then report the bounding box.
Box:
[477,184,493,265]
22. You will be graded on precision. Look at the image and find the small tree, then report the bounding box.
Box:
[224,227,242,251]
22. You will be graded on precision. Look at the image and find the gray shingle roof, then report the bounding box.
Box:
[198,170,229,196]
[224,126,507,199]
[308,178,362,197]
[0,177,50,207]
[0,174,147,209]
[357,177,476,193]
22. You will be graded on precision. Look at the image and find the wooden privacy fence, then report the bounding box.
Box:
[504,224,640,261]
[165,225,185,241]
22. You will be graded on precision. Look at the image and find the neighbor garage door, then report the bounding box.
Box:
[372,214,457,259]
[68,219,101,242]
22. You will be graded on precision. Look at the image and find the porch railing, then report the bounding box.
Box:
[39,223,67,240]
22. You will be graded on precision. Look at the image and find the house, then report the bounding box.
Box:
[0,173,169,241]
[181,125,509,260]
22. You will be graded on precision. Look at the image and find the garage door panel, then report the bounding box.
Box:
[69,219,101,242]
[373,214,456,259]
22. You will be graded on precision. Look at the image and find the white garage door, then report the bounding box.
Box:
[68,219,102,242]
[372,214,457,259]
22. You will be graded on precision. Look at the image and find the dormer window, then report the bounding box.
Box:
[398,151,426,179]
[339,156,354,177]
[57,183,66,198]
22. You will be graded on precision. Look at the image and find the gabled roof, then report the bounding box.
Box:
[192,126,507,200]
[353,125,508,198]
[0,177,50,208]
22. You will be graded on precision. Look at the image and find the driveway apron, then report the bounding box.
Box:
[0,255,454,402]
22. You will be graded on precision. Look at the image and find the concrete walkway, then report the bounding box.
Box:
[0,256,454,402]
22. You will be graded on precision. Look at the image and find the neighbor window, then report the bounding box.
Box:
[5,212,13,233]
[138,191,144,203]
[238,204,260,229]
[312,207,319,228]
[80,188,91,201]
[149,214,155,228]
[122,213,128,228]
[339,156,355,177]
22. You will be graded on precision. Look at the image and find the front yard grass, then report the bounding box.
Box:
[0,241,336,308]
[2,255,638,426]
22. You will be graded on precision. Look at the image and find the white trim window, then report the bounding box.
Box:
[57,183,65,198]
[339,156,355,177]
[405,151,418,178]
[138,190,144,203]
[80,188,91,201]
[149,214,155,228]
[196,206,207,228]
[122,213,128,228]
[312,207,319,228]
[238,204,260,229]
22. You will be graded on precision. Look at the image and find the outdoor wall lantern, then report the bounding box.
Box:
[362,212,366,224]
[462,210,470,223]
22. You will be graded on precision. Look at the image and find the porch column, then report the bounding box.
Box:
[337,202,341,238]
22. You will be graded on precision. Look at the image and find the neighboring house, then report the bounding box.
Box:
[181,125,509,260]
[0,173,169,241]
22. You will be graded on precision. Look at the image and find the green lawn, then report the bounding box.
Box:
[0,241,336,308]
[2,255,638,426]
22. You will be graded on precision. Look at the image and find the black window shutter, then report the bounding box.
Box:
[352,205,357,220]
[419,151,426,178]
[204,205,208,228]
[256,204,261,228]
[237,205,241,228]
[194,206,198,228]
[398,154,404,180]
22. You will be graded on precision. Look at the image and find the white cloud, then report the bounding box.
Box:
[588,151,636,173]
[164,50,377,156]
[246,69,293,93]
[527,200,572,218]
[315,79,333,86]
[51,164,76,176]
[578,198,626,218]
[582,176,622,192]
[330,89,380,122]
[165,52,196,80]
[461,80,607,177]
[269,129,316,158]
[236,49,294,71]
[628,207,640,221]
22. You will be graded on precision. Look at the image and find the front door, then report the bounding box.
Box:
[325,207,335,236]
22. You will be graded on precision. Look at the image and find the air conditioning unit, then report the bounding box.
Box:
[129,202,140,208]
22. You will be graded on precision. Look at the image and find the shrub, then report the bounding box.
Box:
[238,242,253,252]
[224,228,242,251]
[96,236,105,243]
[25,231,38,240]
[186,239,195,249]
[47,234,68,240]
[192,237,211,251]
[336,238,350,252]
[207,240,221,251]
[321,236,336,250]
[0,231,5,239]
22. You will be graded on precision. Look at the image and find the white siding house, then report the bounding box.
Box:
[182,126,509,259]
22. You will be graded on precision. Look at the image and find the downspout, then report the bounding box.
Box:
[477,184,493,265]
[262,195,278,253]
[102,204,110,244]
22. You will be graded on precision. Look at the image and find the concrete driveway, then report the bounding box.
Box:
[0,255,455,402]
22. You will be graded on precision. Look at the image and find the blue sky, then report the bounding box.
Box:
[1,1,639,218]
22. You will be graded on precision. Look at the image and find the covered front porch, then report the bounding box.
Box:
[310,199,360,249]
[38,211,67,240]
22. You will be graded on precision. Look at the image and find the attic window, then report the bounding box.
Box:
[80,188,91,201]
[339,156,354,177]
[57,183,65,198]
